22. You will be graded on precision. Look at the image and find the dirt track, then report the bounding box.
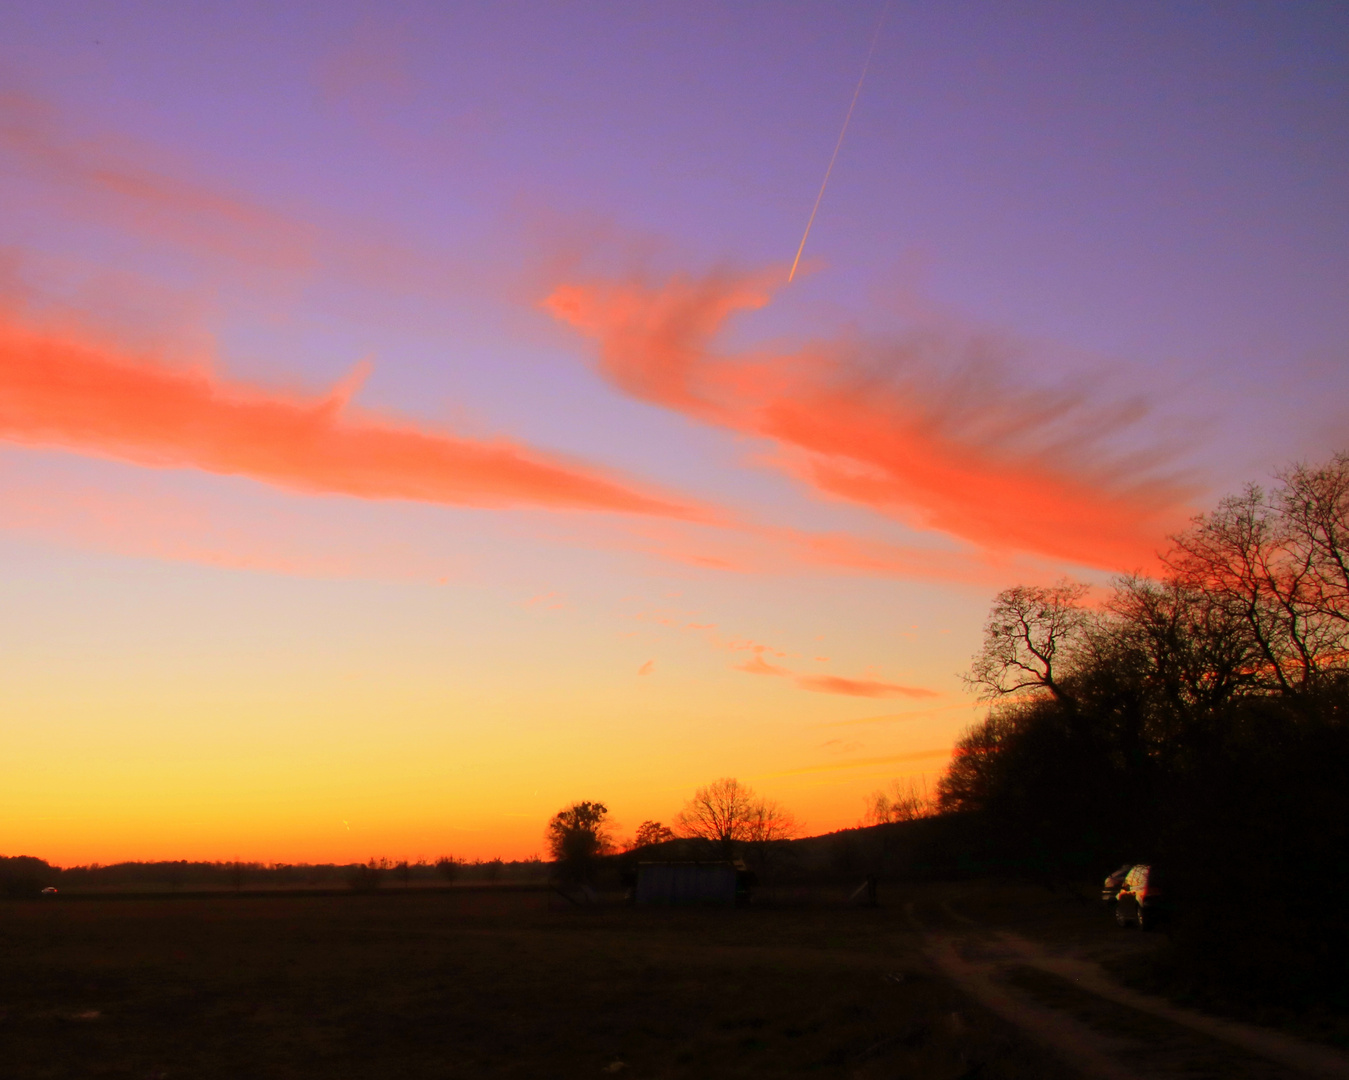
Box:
[912,901,1349,1080]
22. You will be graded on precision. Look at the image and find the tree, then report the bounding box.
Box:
[0,856,58,898]
[676,778,798,861]
[742,796,800,870]
[935,708,1026,814]
[347,857,388,892]
[1161,460,1349,696]
[1103,574,1257,735]
[964,581,1091,703]
[545,801,612,882]
[676,778,757,858]
[1278,452,1349,628]
[862,776,936,825]
[435,855,460,883]
[632,820,676,849]
[936,451,1349,884]
[1164,486,1316,693]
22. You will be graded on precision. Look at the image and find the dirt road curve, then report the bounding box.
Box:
[913,905,1349,1080]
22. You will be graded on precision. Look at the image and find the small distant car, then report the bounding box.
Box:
[1113,863,1167,930]
[40,886,58,895]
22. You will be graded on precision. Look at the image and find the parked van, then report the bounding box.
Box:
[1113,863,1167,930]
[1101,864,1131,905]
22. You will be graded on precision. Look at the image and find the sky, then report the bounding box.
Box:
[1,1,1346,865]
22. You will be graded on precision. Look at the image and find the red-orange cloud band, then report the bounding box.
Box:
[0,314,704,518]
[545,270,1191,570]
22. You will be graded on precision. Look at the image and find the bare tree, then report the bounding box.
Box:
[1278,453,1349,629]
[1104,574,1259,724]
[1164,476,1349,693]
[676,778,798,862]
[862,776,936,826]
[676,778,759,859]
[964,580,1090,702]
[742,796,800,871]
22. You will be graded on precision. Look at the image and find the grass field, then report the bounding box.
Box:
[0,884,1077,1080]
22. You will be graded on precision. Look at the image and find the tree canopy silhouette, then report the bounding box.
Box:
[632,820,676,849]
[936,452,1349,1005]
[676,778,798,861]
[545,800,612,883]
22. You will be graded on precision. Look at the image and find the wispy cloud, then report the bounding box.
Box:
[0,309,707,518]
[0,463,461,580]
[523,590,568,610]
[794,675,939,700]
[0,93,318,272]
[544,268,1194,570]
[812,702,979,728]
[703,629,936,699]
[734,653,792,676]
[604,515,1041,587]
[0,93,497,311]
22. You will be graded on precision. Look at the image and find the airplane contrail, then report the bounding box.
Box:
[788,1,892,284]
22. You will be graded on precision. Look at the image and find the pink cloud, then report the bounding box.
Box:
[794,674,940,700]
[0,93,504,318]
[544,269,1194,570]
[710,628,937,698]
[637,659,655,676]
[0,466,459,581]
[734,653,791,676]
[0,93,317,272]
[584,514,1049,587]
[0,309,706,518]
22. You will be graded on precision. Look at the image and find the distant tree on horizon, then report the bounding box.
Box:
[676,778,800,863]
[631,820,676,849]
[861,776,936,826]
[545,801,612,883]
[347,857,389,892]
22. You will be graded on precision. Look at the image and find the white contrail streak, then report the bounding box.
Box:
[788,1,891,284]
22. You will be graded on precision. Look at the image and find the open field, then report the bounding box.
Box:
[0,882,1067,1080]
[3,881,1347,1079]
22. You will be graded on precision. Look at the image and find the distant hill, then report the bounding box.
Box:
[616,812,1041,883]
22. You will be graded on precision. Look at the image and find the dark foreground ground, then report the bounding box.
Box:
[2,881,1345,1079]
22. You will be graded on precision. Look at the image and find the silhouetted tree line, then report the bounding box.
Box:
[0,856,58,897]
[938,453,1349,1006]
[0,856,546,895]
[545,779,802,888]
